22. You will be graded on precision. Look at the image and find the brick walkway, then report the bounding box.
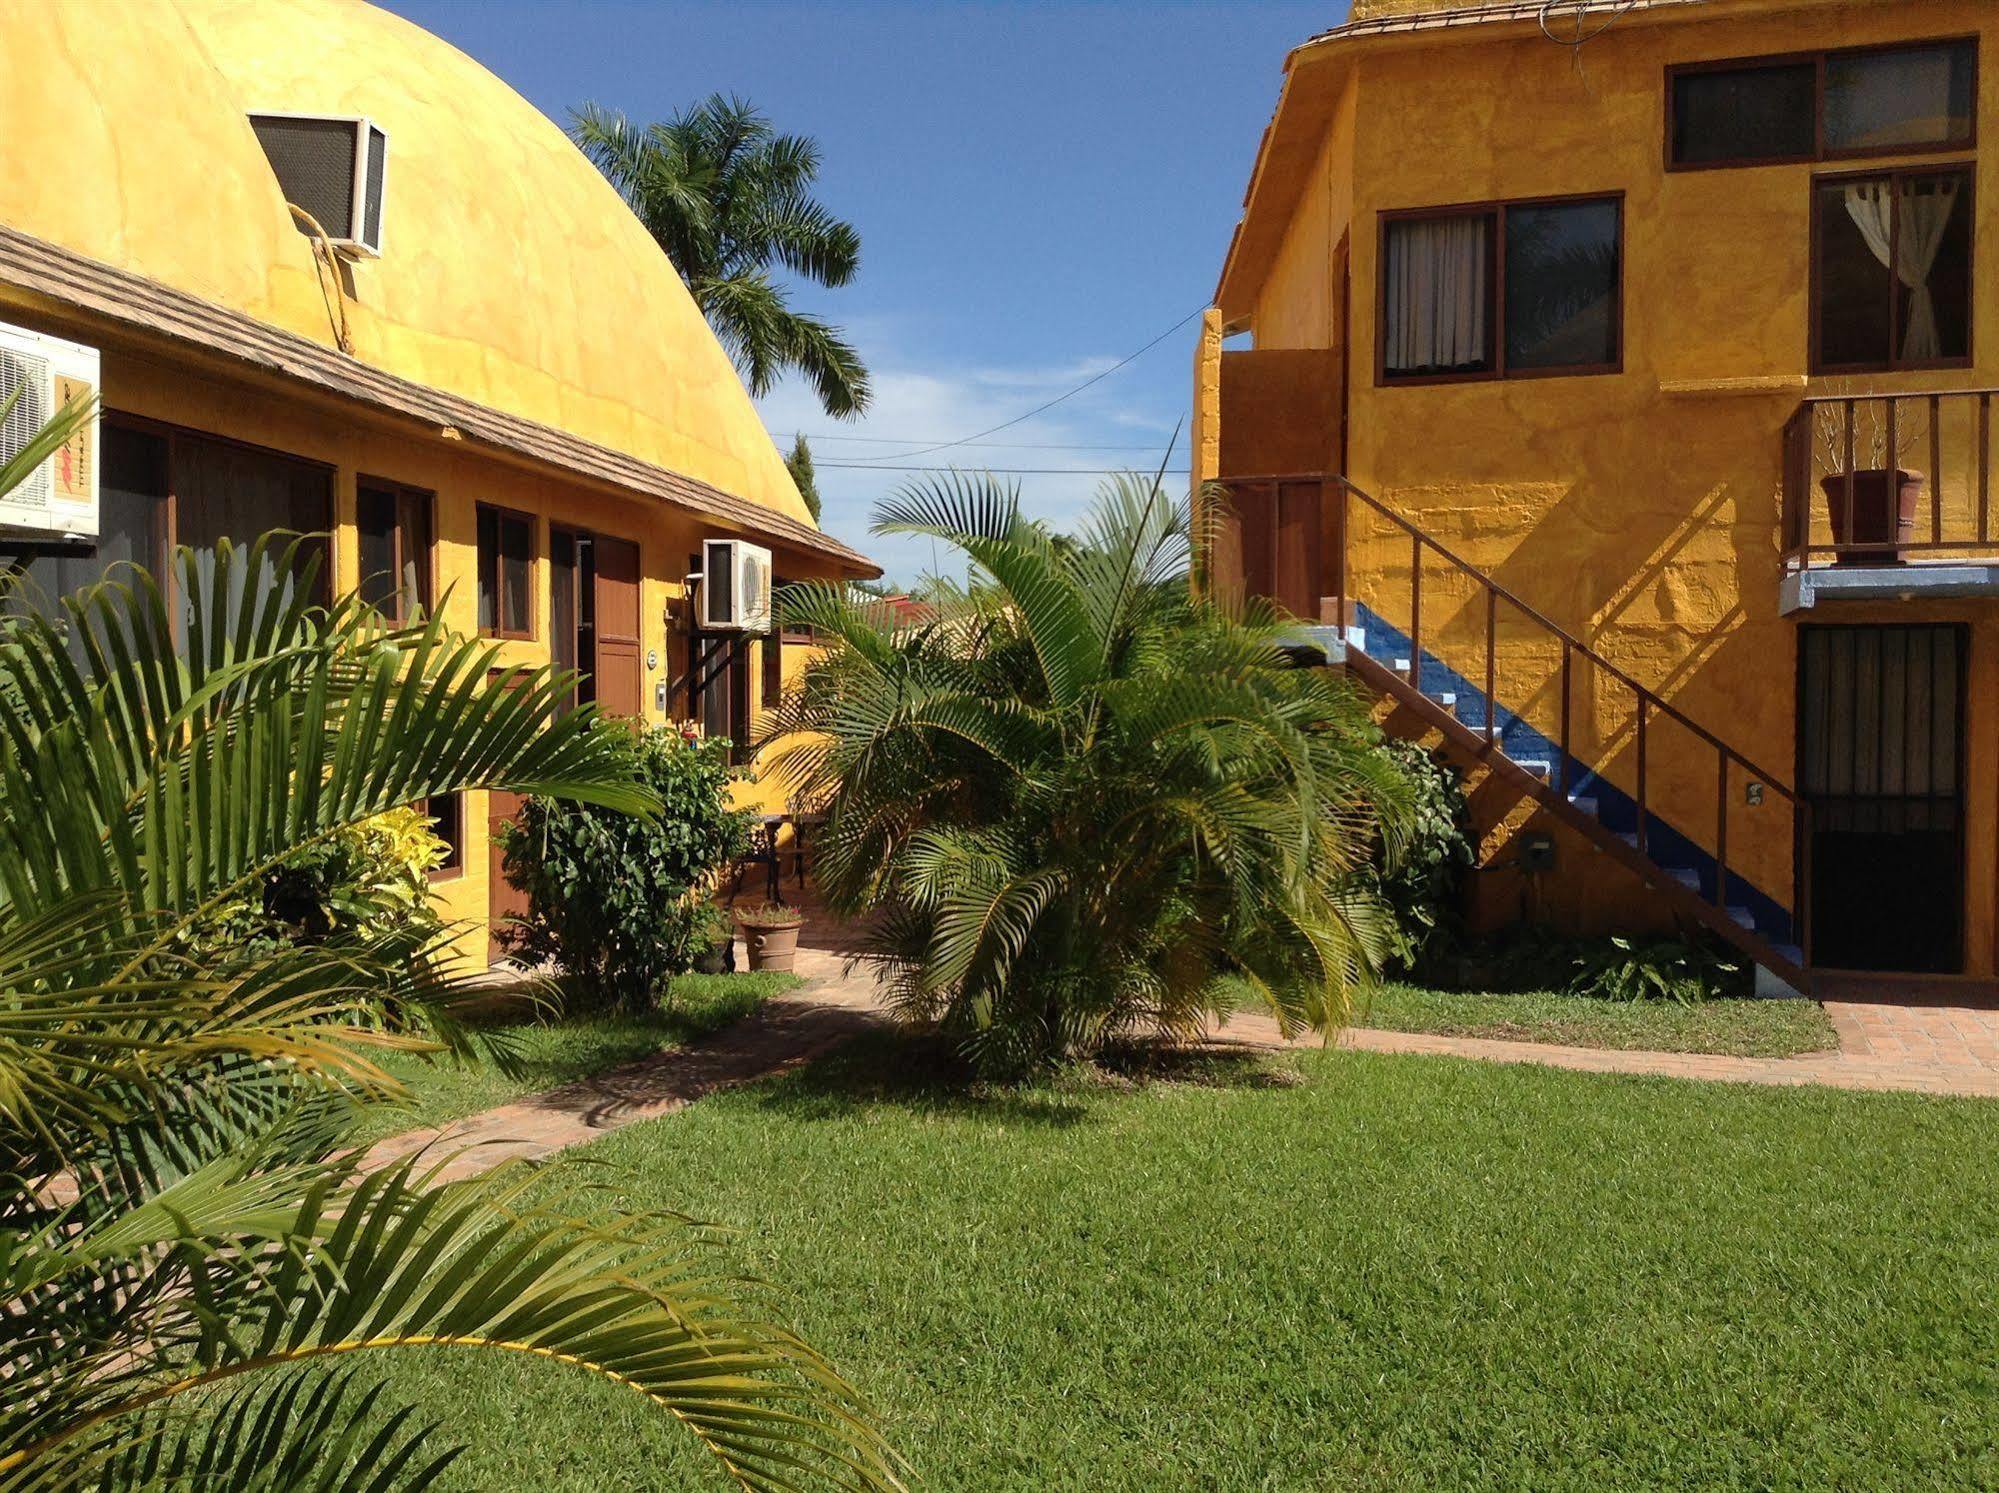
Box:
[1211,999,1999,1099]
[359,937,887,1183]
[364,944,1999,1186]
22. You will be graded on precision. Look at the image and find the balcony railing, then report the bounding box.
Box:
[1781,389,1997,571]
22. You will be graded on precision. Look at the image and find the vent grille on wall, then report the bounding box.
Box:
[0,348,51,510]
[0,321,99,539]
[249,113,388,257]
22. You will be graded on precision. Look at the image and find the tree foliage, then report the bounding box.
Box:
[763,472,1414,1077]
[0,524,901,1488]
[786,432,823,523]
[1360,739,1473,975]
[500,724,751,1009]
[572,95,871,418]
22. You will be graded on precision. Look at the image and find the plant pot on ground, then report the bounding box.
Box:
[692,905,735,974]
[1821,468,1924,565]
[736,901,805,972]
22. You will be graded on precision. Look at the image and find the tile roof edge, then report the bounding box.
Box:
[0,223,879,576]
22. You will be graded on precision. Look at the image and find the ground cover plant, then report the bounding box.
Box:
[375,1033,1999,1491]
[767,472,1413,1076]
[0,507,898,1486]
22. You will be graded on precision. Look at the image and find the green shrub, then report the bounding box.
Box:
[193,805,447,956]
[499,724,750,1009]
[1570,934,1745,1004]
[1364,738,1474,975]
[767,473,1414,1079]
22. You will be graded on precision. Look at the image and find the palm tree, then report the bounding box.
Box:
[0,412,901,1487]
[762,472,1413,1077]
[573,95,871,419]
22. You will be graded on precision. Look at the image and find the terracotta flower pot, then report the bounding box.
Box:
[737,916,803,972]
[1820,468,1924,565]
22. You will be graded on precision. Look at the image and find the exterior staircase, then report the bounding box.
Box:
[1229,473,1812,997]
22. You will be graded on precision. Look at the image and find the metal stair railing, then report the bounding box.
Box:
[1223,471,1813,967]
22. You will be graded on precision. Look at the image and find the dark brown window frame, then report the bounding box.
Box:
[1808,161,1977,375]
[475,501,537,640]
[1376,191,1625,388]
[419,792,465,882]
[102,411,335,602]
[355,475,435,625]
[1666,36,1979,173]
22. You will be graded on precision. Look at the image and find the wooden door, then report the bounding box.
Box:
[592,535,642,719]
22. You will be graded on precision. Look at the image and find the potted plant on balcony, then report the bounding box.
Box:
[735,900,805,972]
[1813,388,1924,565]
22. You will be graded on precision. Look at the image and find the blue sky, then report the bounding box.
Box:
[383,0,1348,582]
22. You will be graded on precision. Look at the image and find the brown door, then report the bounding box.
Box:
[592,535,643,718]
[486,666,533,964]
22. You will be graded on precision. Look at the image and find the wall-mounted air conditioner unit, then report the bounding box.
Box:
[698,537,773,632]
[249,112,388,258]
[0,322,99,540]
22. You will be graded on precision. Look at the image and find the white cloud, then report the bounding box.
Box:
[755,341,1183,586]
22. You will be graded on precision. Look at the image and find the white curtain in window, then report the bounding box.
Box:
[1843,177,1960,362]
[1384,216,1487,373]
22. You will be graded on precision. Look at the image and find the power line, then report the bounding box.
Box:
[800,433,1177,452]
[812,463,1191,476]
[858,305,1208,462]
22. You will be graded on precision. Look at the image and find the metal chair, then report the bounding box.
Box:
[728,815,783,905]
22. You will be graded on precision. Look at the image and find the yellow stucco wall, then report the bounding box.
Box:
[1224,0,1999,976]
[0,0,864,964]
[71,345,842,967]
[0,0,812,527]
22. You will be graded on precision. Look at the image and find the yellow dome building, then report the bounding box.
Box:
[0,0,876,954]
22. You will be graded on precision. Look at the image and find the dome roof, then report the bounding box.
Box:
[0,0,812,525]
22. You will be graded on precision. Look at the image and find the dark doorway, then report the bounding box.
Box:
[1798,623,1965,972]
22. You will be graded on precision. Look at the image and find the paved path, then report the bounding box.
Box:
[359,940,886,1183]
[1209,999,1999,1100]
[365,955,1999,1186]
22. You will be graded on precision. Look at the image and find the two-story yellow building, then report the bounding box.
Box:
[1199,0,1997,993]
[0,0,878,961]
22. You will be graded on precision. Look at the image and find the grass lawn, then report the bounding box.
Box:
[1357,982,1839,1057]
[346,971,800,1145]
[379,1034,1999,1490]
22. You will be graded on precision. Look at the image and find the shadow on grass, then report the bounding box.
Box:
[744,1027,1307,1129]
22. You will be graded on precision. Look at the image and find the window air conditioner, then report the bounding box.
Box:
[0,322,99,540]
[699,538,773,632]
[249,112,388,258]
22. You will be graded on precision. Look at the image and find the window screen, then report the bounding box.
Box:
[1824,42,1976,154]
[476,504,534,636]
[170,434,331,604]
[1670,62,1816,166]
[250,115,358,240]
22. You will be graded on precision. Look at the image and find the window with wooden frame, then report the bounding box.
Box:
[355,478,433,623]
[475,503,534,638]
[421,792,464,880]
[1812,164,1974,373]
[1669,38,1977,170]
[761,630,783,716]
[1379,194,1622,384]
